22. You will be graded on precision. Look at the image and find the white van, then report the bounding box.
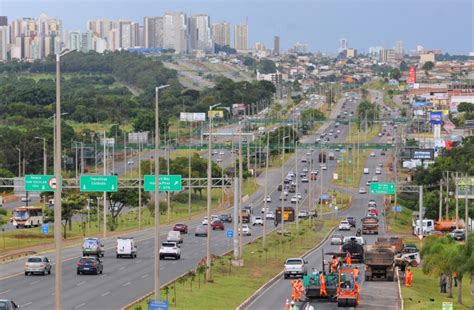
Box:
[363,168,369,174]
[167,231,183,244]
[116,237,137,259]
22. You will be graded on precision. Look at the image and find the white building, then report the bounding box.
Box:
[163,12,188,53]
[0,26,9,61]
[188,14,212,52]
[211,22,230,47]
[144,16,163,48]
[234,23,248,51]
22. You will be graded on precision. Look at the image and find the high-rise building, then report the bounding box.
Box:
[81,31,93,52]
[188,14,212,52]
[368,46,383,59]
[68,31,81,51]
[380,48,396,63]
[0,26,9,60]
[394,40,404,59]
[234,23,248,51]
[211,22,230,47]
[144,16,163,48]
[339,38,348,53]
[0,16,8,26]
[119,21,133,49]
[273,36,280,55]
[294,42,308,54]
[163,12,188,53]
[255,42,266,51]
[87,19,113,39]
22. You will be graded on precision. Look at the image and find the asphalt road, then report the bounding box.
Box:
[0,93,373,309]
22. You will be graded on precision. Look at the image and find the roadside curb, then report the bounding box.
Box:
[236,225,337,310]
[396,267,404,310]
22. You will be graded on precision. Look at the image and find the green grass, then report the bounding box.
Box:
[345,123,381,144]
[402,268,472,310]
[67,121,134,135]
[316,190,352,214]
[332,150,369,188]
[128,218,339,310]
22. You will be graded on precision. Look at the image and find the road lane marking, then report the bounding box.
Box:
[75,303,86,309]
[21,302,32,307]
[0,290,11,295]
[119,266,126,270]
[29,280,40,285]
[135,260,142,264]
[77,281,86,286]
[101,291,110,297]
[99,275,106,278]
[160,266,165,270]
[141,274,149,278]
[122,281,131,287]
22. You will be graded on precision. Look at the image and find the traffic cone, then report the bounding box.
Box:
[284,298,290,310]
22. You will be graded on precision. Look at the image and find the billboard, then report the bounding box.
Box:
[208,110,224,119]
[128,132,149,144]
[430,111,443,125]
[100,137,115,146]
[179,112,206,122]
[411,149,434,160]
[408,67,416,84]
[232,103,246,116]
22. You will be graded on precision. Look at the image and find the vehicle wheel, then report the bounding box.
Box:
[42,270,46,276]
[159,255,163,260]
[337,300,344,307]
[95,270,98,275]
[77,271,80,275]
[134,253,137,258]
[365,275,369,281]
[48,268,51,275]
[116,254,120,258]
[177,255,181,260]
[100,269,103,274]
[195,234,198,237]
[25,272,29,276]
[284,274,288,279]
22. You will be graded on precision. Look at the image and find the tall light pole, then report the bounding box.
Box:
[206,102,221,281]
[15,148,21,177]
[154,84,169,301]
[54,48,72,310]
[35,137,47,174]
[262,131,270,248]
[281,136,290,231]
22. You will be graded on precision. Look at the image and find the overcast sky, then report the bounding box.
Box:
[1,0,472,54]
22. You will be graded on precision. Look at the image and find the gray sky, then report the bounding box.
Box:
[1,0,473,54]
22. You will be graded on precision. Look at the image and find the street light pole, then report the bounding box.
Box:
[262,131,270,248]
[35,137,47,174]
[154,85,169,301]
[281,136,290,231]
[15,148,21,177]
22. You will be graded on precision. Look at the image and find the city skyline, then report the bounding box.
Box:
[1,0,472,54]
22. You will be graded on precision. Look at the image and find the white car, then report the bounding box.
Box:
[343,236,365,245]
[372,176,379,182]
[24,256,52,275]
[302,167,308,173]
[321,164,327,170]
[339,220,351,231]
[167,231,183,244]
[288,171,295,178]
[359,187,367,194]
[127,159,134,165]
[298,210,308,218]
[301,158,307,163]
[219,151,225,155]
[375,168,382,175]
[279,194,287,201]
[21,196,31,202]
[264,196,272,203]
[216,158,223,162]
[261,206,270,214]
[253,216,264,226]
[296,193,303,200]
[363,168,369,174]
[202,217,209,225]
[290,196,298,203]
[159,242,181,260]
[266,211,275,219]
[370,152,376,157]
[301,176,309,183]
[238,224,251,236]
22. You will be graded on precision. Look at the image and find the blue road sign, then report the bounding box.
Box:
[41,224,49,234]
[227,229,233,238]
[320,194,329,200]
[148,300,168,310]
[392,206,402,213]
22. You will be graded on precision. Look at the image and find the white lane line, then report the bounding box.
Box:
[99,275,106,278]
[29,280,40,285]
[135,260,142,264]
[101,291,110,297]
[172,261,178,265]
[21,302,32,307]
[122,281,131,287]
[119,266,126,270]
[75,303,86,309]
[77,281,86,286]
[0,290,11,295]
[141,274,149,278]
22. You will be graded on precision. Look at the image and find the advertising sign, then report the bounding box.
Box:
[128,132,149,144]
[407,67,416,84]
[208,110,224,119]
[275,207,295,222]
[232,103,246,116]
[179,112,206,122]
[430,111,443,125]
[100,137,115,146]
[411,149,434,160]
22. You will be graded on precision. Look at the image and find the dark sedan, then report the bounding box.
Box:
[219,214,232,223]
[77,257,103,275]
[211,220,225,230]
[173,223,188,234]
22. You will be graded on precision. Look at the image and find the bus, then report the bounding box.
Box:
[12,206,44,228]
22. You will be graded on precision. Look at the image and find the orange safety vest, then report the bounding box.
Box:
[346,254,352,266]
[320,274,328,296]
[330,258,339,272]
[405,271,413,287]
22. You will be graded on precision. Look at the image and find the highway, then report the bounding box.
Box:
[0,93,376,309]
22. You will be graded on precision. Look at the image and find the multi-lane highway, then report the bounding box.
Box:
[0,92,400,310]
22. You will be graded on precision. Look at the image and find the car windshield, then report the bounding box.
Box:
[286,259,303,265]
[28,257,42,262]
[162,243,175,247]
[80,258,95,264]
[83,239,98,248]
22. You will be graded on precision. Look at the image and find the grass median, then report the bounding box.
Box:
[332,149,369,188]
[129,218,339,310]
[345,124,381,144]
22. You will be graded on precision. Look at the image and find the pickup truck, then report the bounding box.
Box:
[283,257,308,279]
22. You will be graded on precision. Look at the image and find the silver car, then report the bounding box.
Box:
[25,256,52,276]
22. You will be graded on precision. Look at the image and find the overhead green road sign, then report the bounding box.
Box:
[25,175,57,192]
[144,175,182,192]
[80,176,118,192]
[370,182,396,195]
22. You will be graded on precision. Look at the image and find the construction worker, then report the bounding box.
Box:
[295,280,304,301]
[354,266,360,283]
[345,252,352,267]
[291,280,300,301]
[330,255,339,273]
[319,272,328,297]
[405,267,413,287]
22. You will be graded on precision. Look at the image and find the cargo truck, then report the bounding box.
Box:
[364,244,395,281]
[361,217,379,235]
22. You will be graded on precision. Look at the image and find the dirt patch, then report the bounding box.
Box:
[313,221,324,232]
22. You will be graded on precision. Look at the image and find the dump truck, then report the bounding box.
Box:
[361,217,379,235]
[364,244,395,281]
[375,237,404,253]
[240,210,250,223]
[342,239,365,263]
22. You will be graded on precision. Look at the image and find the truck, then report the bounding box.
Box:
[342,239,364,262]
[276,207,295,223]
[328,152,335,160]
[240,209,250,223]
[82,238,104,257]
[303,272,338,299]
[364,244,395,281]
[375,237,404,253]
[361,217,379,235]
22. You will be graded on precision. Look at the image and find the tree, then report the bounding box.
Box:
[258,59,277,74]
[107,188,150,224]
[422,61,435,71]
[389,68,401,80]
[300,108,326,122]
[399,61,409,72]
[458,102,474,113]
[44,191,87,239]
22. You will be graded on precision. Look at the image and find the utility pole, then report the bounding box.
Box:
[464,174,469,242]
[439,181,443,222]
[281,136,289,231]
[295,141,299,230]
[419,185,423,245]
[138,138,142,230]
[233,177,239,261]
[188,122,193,219]
[238,121,244,264]
[455,172,459,229]
[262,132,270,248]
[102,132,107,239]
[167,139,171,223]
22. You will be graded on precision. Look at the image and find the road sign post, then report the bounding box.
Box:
[144,175,182,192]
[41,223,49,234]
[25,175,57,192]
[370,182,396,195]
[80,176,118,192]
[148,299,168,310]
[226,229,233,239]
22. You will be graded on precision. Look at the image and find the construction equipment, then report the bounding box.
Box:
[341,239,364,263]
[302,272,338,299]
[337,267,360,307]
[361,217,379,235]
[364,244,395,281]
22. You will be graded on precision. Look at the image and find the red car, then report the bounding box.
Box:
[211,220,225,230]
[173,223,188,234]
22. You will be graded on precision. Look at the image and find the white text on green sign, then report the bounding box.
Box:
[144,175,182,192]
[80,176,118,192]
[25,175,57,192]
[370,182,396,195]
